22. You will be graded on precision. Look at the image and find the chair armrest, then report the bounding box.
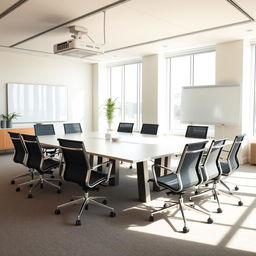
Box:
[150,164,175,189]
[86,160,113,188]
[152,164,175,173]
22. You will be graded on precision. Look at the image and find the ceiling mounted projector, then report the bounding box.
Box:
[54,25,104,58]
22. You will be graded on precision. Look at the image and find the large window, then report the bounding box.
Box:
[109,63,141,130]
[167,51,216,133]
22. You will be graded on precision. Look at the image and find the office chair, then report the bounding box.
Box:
[34,123,58,157]
[16,134,61,198]
[190,139,243,213]
[149,141,213,233]
[219,134,245,192]
[63,123,82,134]
[140,123,159,135]
[8,132,36,185]
[34,123,55,135]
[117,122,134,133]
[54,139,115,226]
[185,125,208,139]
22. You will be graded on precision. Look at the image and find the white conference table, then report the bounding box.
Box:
[38,132,208,202]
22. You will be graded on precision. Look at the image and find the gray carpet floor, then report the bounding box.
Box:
[0,153,256,256]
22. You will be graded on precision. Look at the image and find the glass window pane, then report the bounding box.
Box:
[170,55,191,132]
[194,52,216,85]
[124,64,138,127]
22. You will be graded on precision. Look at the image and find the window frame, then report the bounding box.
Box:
[167,49,216,134]
[108,62,142,131]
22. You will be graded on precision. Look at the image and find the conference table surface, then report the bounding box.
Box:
[38,132,211,202]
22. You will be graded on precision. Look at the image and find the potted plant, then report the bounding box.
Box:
[1,112,20,128]
[104,98,117,131]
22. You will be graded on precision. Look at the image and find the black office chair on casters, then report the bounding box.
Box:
[34,123,58,157]
[149,141,213,233]
[16,134,61,198]
[140,123,159,135]
[219,134,245,192]
[55,139,116,226]
[8,132,36,185]
[117,122,134,133]
[190,139,243,213]
[63,123,82,134]
[185,125,208,139]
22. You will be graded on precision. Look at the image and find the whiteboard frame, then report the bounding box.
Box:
[7,82,68,123]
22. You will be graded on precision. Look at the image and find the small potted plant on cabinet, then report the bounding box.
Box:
[1,112,20,128]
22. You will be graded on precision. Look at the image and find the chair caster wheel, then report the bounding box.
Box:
[163,203,168,208]
[57,189,61,194]
[29,184,33,187]
[40,184,43,189]
[110,211,116,217]
[235,186,239,191]
[194,190,199,195]
[51,175,55,179]
[205,183,209,187]
[238,201,243,206]
[16,187,20,192]
[207,217,213,224]
[149,215,154,222]
[11,180,15,184]
[75,220,81,226]
[183,227,189,233]
[27,193,33,199]
[58,181,62,186]
[102,199,107,205]
[217,208,223,213]
[129,165,132,169]
[85,204,89,210]
[55,209,61,215]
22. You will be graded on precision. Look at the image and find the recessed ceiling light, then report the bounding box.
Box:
[246,29,253,32]
[162,45,168,48]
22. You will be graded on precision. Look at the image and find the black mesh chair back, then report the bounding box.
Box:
[8,132,27,165]
[117,122,134,133]
[227,134,245,170]
[140,123,159,135]
[63,123,82,134]
[185,125,208,139]
[176,141,208,190]
[58,139,90,188]
[21,134,43,171]
[202,139,226,182]
[34,124,55,136]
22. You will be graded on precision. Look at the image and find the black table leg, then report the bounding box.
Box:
[136,161,151,202]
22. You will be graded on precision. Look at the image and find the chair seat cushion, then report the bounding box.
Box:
[220,162,230,175]
[42,158,60,172]
[154,173,180,191]
[89,171,108,187]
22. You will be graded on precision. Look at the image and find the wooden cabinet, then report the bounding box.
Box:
[0,128,34,150]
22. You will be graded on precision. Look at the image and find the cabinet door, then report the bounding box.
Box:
[0,130,6,150]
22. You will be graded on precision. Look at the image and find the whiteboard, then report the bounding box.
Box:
[180,85,241,125]
[7,83,67,123]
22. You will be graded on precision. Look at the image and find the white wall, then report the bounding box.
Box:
[215,40,252,163]
[0,50,92,133]
[141,55,159,124]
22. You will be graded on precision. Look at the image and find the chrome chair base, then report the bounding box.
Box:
[16,174,61,197]
[55,192,115,225]
[149,195,213,233]
[190,181,243,213]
